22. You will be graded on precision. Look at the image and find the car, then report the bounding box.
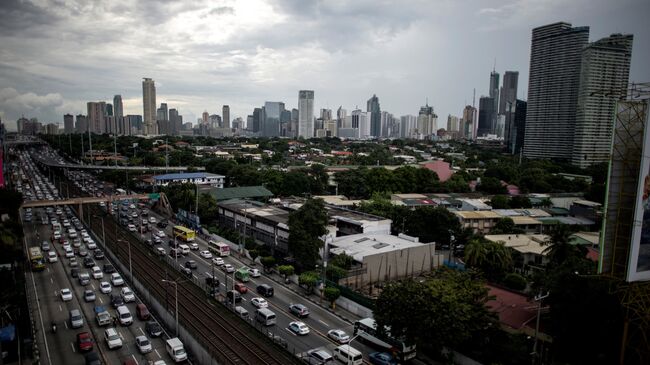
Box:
[77,248,88,257]
[83,257,95,268]
[131,212,138,218]
[47,251,58,263]
[92,266,103,279]
[327,329,350,344]
[41,241,50,251]
[248,268,261,278]
[289,303,310,318]
[288,321,310,335]
[153,236,163,244]
[86,241,97,250]
[234,282,248,294]
[103,264,115,273]
[136,303,151,320]
[148,216,156,223]
[104,327,123,349]
[157,220,168,228]
[155,247,166,256]
[224,264,234,273]
[84,289,96,302]
[190,243,199,250]
[156,230,166,238]
[76,332,94,352]
[93,250,104,260]
[78,272,91,286]
[84,351,101,365]
[141,209,149,216]
[199,250,212,259]
[184,260,197,270]
[135,335,153,354]
[71,268,80,278]
[212,257,224,266]
[65,248,75,258]
[99,281,112,294]
[60,288,73,301]
[111,273,124,286]
[145,321,163,337]
[127,224,136,232]
[145,238,153,246]
[69,257,79,267]
[307,349,334,364]
[121,287,135,302]
[368,352,398,365]
[110,295,125,308]
[251,297,268,308]
[179,265,192,277]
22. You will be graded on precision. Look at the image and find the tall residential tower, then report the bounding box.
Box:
[298,90,314,138]
[142,78,157,135]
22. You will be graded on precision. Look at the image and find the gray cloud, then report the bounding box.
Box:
[0,0,648,127]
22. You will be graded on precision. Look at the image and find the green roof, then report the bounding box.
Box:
[201,186,274,201]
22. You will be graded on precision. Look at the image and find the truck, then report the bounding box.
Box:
[166,337,187,362]
[95,306,111,326]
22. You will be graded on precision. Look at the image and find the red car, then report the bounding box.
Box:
[234,283,248,294]
[77,332,94,351]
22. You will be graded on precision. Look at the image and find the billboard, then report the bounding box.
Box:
[628,100,650,282]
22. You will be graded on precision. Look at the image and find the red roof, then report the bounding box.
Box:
[586,247,599,262]
[486,285,537,330]
[422,160,454,182]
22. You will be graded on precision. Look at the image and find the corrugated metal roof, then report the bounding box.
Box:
[203,186,273,201]
[153,172,224,180]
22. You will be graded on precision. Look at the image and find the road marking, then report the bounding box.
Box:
[64,321,68,329]
[98,297,103,304]
[138,327,144,335]
[58,305,62,312]
[70,342,76,352]
[91,283,95,290]
[46,267,50,273]
[50,277,53,284]
[131,354,139,365]
[285,328,297,336]
[319,320,330,327]
[154,349,161,358]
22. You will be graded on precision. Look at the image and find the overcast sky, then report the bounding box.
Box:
[0,0,648,130]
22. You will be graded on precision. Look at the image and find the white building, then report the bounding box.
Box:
[298,90,314,138]
[153,172,225,188]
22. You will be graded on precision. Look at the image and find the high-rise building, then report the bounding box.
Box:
[113,95,123,120]
[45,123,59,135]
[75,114,87,133]
[63,114,74,134]
[336,106,347,128]
[252,108,263,133]
[367,94,381,137]
[142,78,157,135]
[490,70,500,104]
[202,111,209,124]
[447,115,460,133]
[263,102,284,137]
[477,97,495,137]
[523,22,589,160]
[499,71,519,114]
[512,99,527,154]
[105,103,113,117]
[126,115,143,134]
[87,102,106,134]
[400,115,417,138]
[157,103,168,122]
[280,109,292,136]
[222,105,230,129]
[571,34,633,168]
[462,105,477,140]
[416,104,437,138]
[298,90,314,138]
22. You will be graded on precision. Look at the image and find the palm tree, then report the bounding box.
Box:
[464,239,488,267]
[543,224,583,265]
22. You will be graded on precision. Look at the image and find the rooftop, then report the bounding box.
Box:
[572,200,602,208]
[329,233,432,262]
[510,216,543,225]
[200,186,273,201]
[153,172,224,180]
[454,210,502,219]
[484,234,550,255]
[486,285,537,330]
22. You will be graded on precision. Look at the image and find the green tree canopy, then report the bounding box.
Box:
[288,198,328,270]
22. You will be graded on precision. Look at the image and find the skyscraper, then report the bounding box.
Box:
[157,103,168,122]
[142,78,157,135]
[263,102,284,137]
[87,102,106,134]
[400,115,417,138]
[252,108,263,133]
[63,114,74,134]
[298,90,314,138]
[499,71,519,114]
[571,33,633,168]
[222,105,230,129]
[169,108,180,135]
[523,22,589,160]
[75,114,87,133]
[416,104,437,138]
[477,97,495,137]
[462,105,477,140]
[202,111,209,124]
[113,95,123,120]
[512,100,527,154]
[367,94,381,137]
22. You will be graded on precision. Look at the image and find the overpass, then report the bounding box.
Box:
[22,194,156,220]
[33,156,204,172]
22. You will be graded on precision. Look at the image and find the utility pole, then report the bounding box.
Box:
[532,291,550,365]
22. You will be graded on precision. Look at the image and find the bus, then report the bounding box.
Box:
[28,247,45,271]
[235,267,250,282]
[353,318,416,362]
[173,226,196,242]
[208,240,230,257]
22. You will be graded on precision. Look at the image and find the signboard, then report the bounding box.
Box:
[148,193,160,200]
[628,101,650,282]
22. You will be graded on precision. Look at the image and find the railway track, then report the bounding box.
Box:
[63,183,300,365]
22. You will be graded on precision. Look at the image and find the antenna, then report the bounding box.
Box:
[493,58,496,72]
[472,89,476,108]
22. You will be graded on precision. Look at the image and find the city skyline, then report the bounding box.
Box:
[0,0,648,129]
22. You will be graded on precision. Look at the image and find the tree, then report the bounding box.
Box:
[330,253,354,270]
[374,269,496,355]
[260,256,276,272]
[477,176,507,194]
[298,271,319,294]
[542,224,584,266]
[278,265,294,278]
[326,265,347,282]
[323,287,341,309]
[489,195,510,209]
[464,240,513,281]
[288,198,328,270]
[490,218,524,235]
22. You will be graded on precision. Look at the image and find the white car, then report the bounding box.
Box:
[111,273,124,286]
[86,241,97,250]
[60,288,73,301]
[53,231,61,240]
[104,328,123,349]
[148,216,156,223]
[135,335,152,354]
[156,230,166,238]
[251,297,268,308]
[99,281,112,294]
[64,248,74,258]
[190,243,199,250]
[127,224,136,232]
[199,250,212,259]
[47,251,58,263]
[288,321,310,336]
[327,329,351,344]
[121,287,135,302]
[223,264,234,273]
[248,268,261,278]
[92,266,103,279]
[212,257,224,266]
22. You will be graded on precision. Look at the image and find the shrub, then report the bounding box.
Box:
[503,273,527,291]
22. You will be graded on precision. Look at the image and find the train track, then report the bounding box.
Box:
[64,183,300,365]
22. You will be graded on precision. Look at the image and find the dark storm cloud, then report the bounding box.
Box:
[0,0,60,36]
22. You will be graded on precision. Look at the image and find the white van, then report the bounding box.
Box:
[255,308,276,326]
[178,244,190,255]
[332,345,363,365]
[116,305,133,326]
[165,337,188,362]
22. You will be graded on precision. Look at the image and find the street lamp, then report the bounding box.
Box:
[346,333,361,364]
[531,291,549,365]
[161,279,180,337]
[92,214,106,249]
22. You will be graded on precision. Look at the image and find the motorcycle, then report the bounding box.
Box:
[51,321,57,334]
